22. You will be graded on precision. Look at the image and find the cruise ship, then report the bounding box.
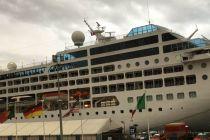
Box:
[0,20,210,133]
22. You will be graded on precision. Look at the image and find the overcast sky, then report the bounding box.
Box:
[0,0,209,69]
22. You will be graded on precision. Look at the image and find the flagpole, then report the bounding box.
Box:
[14,101,18,140]
[80,96,83,140]
[41,100,46,140]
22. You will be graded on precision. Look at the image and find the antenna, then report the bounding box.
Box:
[147,0,151,24]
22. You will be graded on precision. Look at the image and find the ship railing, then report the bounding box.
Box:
[0,60,53,74]
[65,34,128,50]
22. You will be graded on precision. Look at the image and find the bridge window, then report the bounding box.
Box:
[162,33,177,42]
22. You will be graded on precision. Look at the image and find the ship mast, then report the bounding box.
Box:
[83,19,115,43]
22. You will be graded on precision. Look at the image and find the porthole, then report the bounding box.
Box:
[148,108,152,112]
[170,108,172,110]
[188,65,193,70]
[126,63,130,68]
[118,65,122,69]
[201,63,207,68]
[145,60,149,65]
[202,74,208,80]
[135,62,140,67]
[86,112,89,115]
[129,109,133,113]
[158,108,162,111]
[45,115,47,118]
[20,117,23,119]
[95,112,98,115]
[154,59,159,64]
[79,113,82,116]
[120,110,124,113]
[103,111,107,114]
[164,57,169,62]
[51,114,54,118]
[112,111,115,114]
[71,113,74,116]
[38,116,41,118]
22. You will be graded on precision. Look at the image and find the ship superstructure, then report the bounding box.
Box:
[0,21,210,132]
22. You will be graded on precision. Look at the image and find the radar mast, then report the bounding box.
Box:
[83,19,115,43]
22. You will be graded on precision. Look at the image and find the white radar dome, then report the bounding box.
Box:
[71,31,85,47]
[7,62,17,70]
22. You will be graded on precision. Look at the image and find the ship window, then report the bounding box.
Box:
[134,71,142,77]
[101,86,108,93]
[90,35,158,55]
[164,57,169,62]
[164,67,173,74]
[174,65,184,72]
[118,65,122,69]
[125,72,134,79]
[188,65,193,70]
[117,73,124,80]
[145,60,149,65]
[103,111,107,114]
[202,74,208,80]
[22,78,29,84]
[126,63,131,68]
[117,83,125,91]
[92,86,100,94]
[162,33,177,42]
[91,47,159,65]
[8,81,13,86]
[30,77,39,83]
[112,110,115,114]
[109,84,117,92]
[135,81,143,90]
[186,75,196,84]
[144,69,153,76]
[39,75,48,81]
[164,65,183,74]
[127,97,133,103]
[95,112,98,115]
[69,70,78,77]
[154,79,163,88]
[144,80,154,89]
[148,108,152,112]
[164,78,175,87]
[79,69,89,76]
[49,74,57,80]
[104,65,115,72]
[175,76,185,85]
[189,91,197,98]
[135,62,140,66]
[166,94,174,100]
[144,68,162,76]
[91,67,102,74]
[126,82,135,91]
[108,75,116,81]
[146,95,153,102]
[158,108,163,111]
[201,63,207,68]
[14,79,21,85]
[163,42,197,53]
[177,92,185,99]
[69,80,75,85]
[154,59,159,64]
[156,94,163,101]
[92,77,100,83]
[120,110,124,113]
[86,112,89,115]
[100,76,107,82]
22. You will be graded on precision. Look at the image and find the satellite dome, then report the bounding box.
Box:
[7,62,17,70]
[71,31,85,47]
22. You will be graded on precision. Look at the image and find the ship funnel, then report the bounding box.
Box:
[71,31,85,47]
